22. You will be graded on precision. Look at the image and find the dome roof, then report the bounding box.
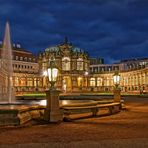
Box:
[71,46,84,53]
[45,46,59,52]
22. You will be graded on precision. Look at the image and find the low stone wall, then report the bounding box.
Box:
[61,101,123,121]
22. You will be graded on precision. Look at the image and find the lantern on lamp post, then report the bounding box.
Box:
[47,58,59,90]
[113,70,121,102]
[44,57,62,122]
[113,71,120,89]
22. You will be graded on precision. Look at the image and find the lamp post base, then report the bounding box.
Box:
[44,89,63,122]
[44,109,62,122]
[114,89,121,102]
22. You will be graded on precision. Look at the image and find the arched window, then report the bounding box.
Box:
[85,62,88,71]
[97,78,102,86]
[106,77,110,86]
[14,77,19,86]
[20,78,26,86]
[62,57,70,71]
[27,78,33,86]
[77,58,83,70]
[90,78,95,87]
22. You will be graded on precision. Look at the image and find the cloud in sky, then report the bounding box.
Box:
[0,0,148,63]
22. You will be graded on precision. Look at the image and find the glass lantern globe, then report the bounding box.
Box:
[47,58,59,89]
[113,71,120,88]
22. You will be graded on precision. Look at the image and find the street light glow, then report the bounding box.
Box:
[84,71,88,76]
[47,58,59,89]
[47,68,58,82]
[113,71,120,85]
[43,70,48,76]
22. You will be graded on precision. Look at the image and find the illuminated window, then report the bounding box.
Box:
[77,77,82,87]
[97,78,102,86]
[20,57,23,61]
[20,78,26,86]
[34,78,37,86]
[77,58,83,70]
[27,78,33,86]
[106,77,110,86]
[16,56,18,60]
[14,77,19,86]
[24,57,27,61]
[90,78,95,86]
[62,57,70,71]
[85,62,88,71]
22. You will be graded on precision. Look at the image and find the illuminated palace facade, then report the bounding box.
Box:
[38,38,90,92]
[0,39,148,94]
[39,38,148,93]
[0,43,42,95]
[90,58,148,93]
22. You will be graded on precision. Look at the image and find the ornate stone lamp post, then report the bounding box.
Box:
[44,58,63,122]
[113,71,121,102]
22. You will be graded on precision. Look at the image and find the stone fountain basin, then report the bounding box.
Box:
[0,105,45,126]
[0,100,95,126]
[0,100,96,126]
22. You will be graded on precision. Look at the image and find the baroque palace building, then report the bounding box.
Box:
[89,58,148,93]
[0,42,42,95]
[38,37,90,92]
[0,38,147,94]
[39,38,148,94]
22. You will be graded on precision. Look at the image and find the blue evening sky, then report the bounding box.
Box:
[0,0,148,63]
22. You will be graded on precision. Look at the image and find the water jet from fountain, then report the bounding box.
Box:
[0,22,15,103]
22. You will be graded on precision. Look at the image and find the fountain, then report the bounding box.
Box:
[0,22,14,103]
[0,22,45,126]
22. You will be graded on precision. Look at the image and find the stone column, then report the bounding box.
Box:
[114,88,121,102]
[44,89,63,122]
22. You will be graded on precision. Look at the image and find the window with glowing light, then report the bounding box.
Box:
[27,78,33,86]
[97,78,102,86]
[62,57,70,71]
[14,77,19,86]
[90,78,95,87]
[77,58,83,70]
[84,62,88,71]
[20,78,26,86]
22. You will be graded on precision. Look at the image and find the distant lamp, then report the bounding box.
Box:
[78,77,82,81]
[113,70,121,102]
[47,58,59,89]
[113,71,120,89]
[43,70,48,76]
[84,71,89,76]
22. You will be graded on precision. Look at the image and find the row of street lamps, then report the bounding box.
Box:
[44,58,121,122]
[45,57,121,92]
